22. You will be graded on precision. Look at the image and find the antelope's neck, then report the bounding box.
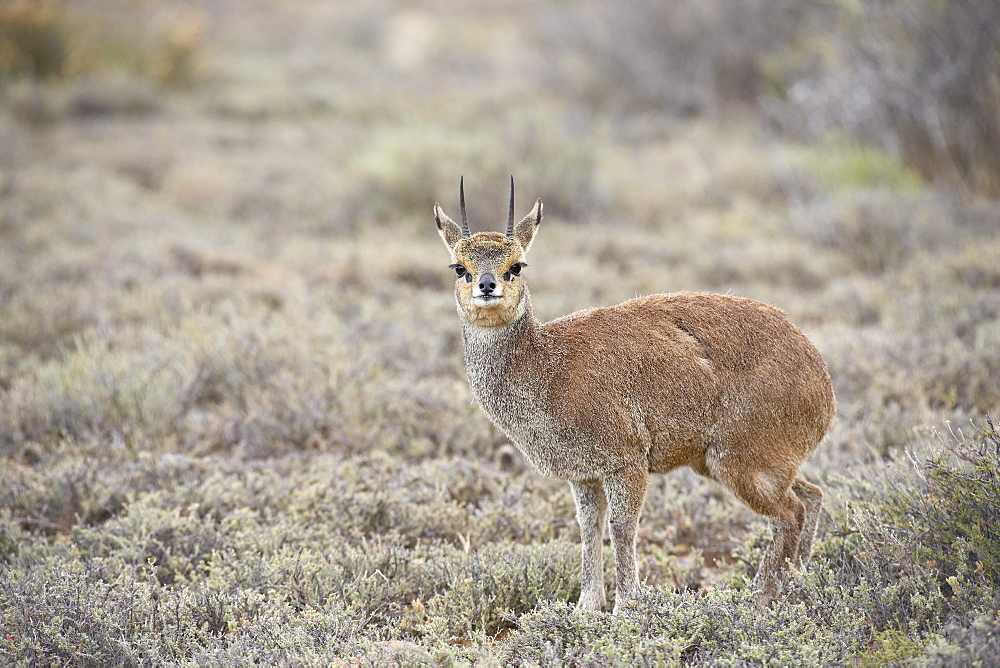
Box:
[458,292,603,480]
[459,290,545,421]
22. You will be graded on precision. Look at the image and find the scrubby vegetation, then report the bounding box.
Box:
[1,0,998,663]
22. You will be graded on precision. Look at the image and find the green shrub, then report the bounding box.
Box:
[0,1,67,81]
[346,111,602,224]
[539,0,812,118]
[776,0,1000,196]
[501,586,865,665]
[921,614,1000,666]
[855,418,1000,588]
[805,139,924,196]
[795,189,949,275]
[0,1,205,92]
[806,417,1000,652]
[862,629,926,666]
[413,542,580,640]
[0,555,367,665]
[0,454,129,535]
[3,329,203,447]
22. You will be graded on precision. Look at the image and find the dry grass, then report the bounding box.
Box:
[1,0,998,663]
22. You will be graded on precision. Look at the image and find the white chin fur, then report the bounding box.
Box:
[473,296,502,307]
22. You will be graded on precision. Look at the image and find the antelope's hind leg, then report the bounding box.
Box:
[791,477,823,567]
[751,486,807,604]
[570,479,608,611]
[708,456,807,604]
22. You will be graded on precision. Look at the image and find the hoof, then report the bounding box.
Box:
[576,595,606,612]
[752,589,775,609]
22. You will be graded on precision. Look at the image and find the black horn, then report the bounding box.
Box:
[505,175,515,239]
[459,176,471,240]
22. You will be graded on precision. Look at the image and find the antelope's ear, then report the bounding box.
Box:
[435,204,463,249]
[513,198,542,254]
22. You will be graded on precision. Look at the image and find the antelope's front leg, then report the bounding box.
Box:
[570,479,607,611]
[603,465,649,613]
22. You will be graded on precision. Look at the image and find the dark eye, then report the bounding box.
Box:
[504,262,526,281]
[449,264,473,282]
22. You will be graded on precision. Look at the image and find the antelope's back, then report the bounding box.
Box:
[540,292,835,463]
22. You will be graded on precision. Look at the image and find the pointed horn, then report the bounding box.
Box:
[459,176,471,240]
[505,175,515,239]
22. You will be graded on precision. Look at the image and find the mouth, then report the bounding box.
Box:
[473,295,502,307]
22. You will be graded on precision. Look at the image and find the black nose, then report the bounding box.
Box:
[479,272,497,294]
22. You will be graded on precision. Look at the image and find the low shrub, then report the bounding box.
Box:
[0,555,367,665]
[858,418,1000,588]
[501,586,864,665]
[808,417,1000,656]
[921,614,1000,666]
[0,1,205,89]
[774,0,1000,196]
[539,0,813,119]
[0,1,67,81]
[412,542,580,640]
[346,111,602,225]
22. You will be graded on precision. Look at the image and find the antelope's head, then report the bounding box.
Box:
[435,177,542,328]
